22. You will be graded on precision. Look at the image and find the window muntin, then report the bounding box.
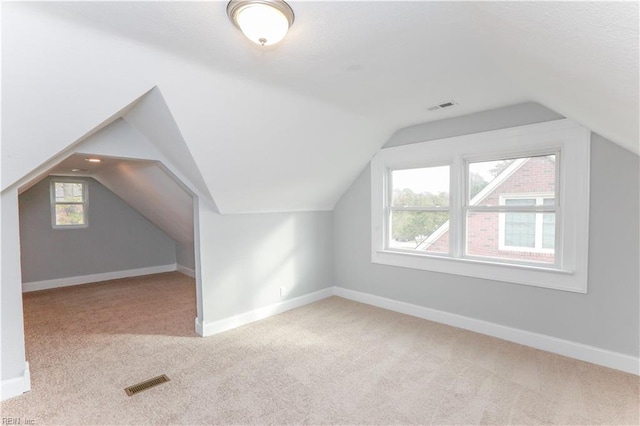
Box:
[388,166,450,253]
[51,179,88,228]
[371,119,590,293]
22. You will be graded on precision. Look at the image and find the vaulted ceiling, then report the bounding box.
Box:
[2,1,638,213]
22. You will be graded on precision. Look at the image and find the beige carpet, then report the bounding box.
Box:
[1,272,638,425]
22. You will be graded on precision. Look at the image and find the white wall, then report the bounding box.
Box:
[2,4,386,213]
[1,191,28,390]
[19,177,177,284]
[333,104,640,358]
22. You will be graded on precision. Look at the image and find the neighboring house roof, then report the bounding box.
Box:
[416,158,529,250]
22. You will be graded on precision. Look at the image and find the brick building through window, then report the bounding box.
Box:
[420,156,556,263]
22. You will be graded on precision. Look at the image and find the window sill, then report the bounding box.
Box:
[52,224,88,230]
[373,249,586,293]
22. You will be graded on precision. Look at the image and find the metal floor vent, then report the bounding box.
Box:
[125,374,170,396]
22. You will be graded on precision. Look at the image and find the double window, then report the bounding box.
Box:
[371,119,590,293]
[51,178,88,228]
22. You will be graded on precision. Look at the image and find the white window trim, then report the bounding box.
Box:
[497,193,555,254]
[50,177,89,229]
[371,119,590,293]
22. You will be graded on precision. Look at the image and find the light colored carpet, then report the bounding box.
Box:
[2,272,638,425]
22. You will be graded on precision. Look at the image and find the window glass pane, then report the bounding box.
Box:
[468,154,556,205]
[505,211,536,248]
[391,166,449,207]
[543,214,555,249]
[466,212,555,264]
[55,182,84,203]
[504,199,535,247]
[542,198,555,248]
[55,204,85,226]
[389,211,449,253]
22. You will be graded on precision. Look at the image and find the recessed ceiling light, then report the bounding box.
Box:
[71,168,88,172]
[85,158,101,163]
[227,0,294,46]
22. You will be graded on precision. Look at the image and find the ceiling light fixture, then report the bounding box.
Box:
[85,158,101,163]
[227,0,294,46]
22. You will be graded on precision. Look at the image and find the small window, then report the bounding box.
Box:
[51,179,88,228]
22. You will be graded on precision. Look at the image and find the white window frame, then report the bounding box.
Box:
[498,193,555,254]
[371,119,590,293]
[50,178,89,229]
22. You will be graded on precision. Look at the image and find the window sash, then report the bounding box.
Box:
[51,179,88,228]
[386,164,451,251]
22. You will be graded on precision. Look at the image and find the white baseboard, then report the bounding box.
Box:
[176,264,196,278]
[22,264,177,292]
[334,287,640,376]
[1,362,30,401]
[195,317,204,337]
[200,287,334,337]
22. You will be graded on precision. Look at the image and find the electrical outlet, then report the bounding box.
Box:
[280,287,287,297]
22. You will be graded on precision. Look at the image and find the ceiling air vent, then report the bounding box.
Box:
[427,101,457,112]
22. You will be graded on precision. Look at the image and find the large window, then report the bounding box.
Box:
[51,179,88,228]
[371,119,590,293]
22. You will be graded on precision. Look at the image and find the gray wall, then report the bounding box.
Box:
[19,176,177,283]
[201,210,333,323]
[333,103,640,357]
[176,243,196,270]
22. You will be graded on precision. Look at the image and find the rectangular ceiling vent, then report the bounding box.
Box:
[125,374,170,396]
[427,100,457,112]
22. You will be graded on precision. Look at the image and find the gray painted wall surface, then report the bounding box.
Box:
[385,102,563,147]
[333,104,640,356]
[19,177,177,282]
[201,211,333,323]
[176,243,196,270]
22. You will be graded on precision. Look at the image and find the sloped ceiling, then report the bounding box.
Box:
[48,154,194,248]
[2,1,638,213]
[21,88,210,249]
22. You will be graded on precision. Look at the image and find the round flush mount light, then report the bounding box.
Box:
[227,0,294,46]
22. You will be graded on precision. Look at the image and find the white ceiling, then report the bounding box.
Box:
[2,1,638,213]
